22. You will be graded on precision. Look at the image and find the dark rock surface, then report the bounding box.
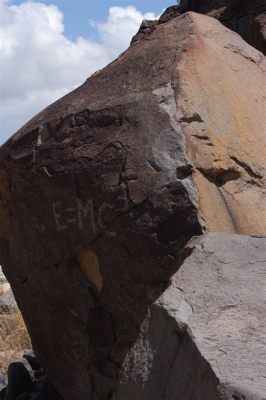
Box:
[178,0,227,14]
[220,0,266,54]
[7,359,34,400]
[114,233,266,400]
[158,6,181,25]
[0,10,265,400]
[22,353,41,374]
[1,354,62,400]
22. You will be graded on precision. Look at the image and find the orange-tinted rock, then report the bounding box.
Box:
[177,13,266,234]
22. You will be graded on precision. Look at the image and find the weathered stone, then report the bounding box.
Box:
[131,19,157,44]
[178,0,227,14]
[0,11,265,400]
[22,354,39,374]
[158,6,181,24]
[251,13,266,55]
[220,1,266,54]
[115,233,266,400]
[177,0,266,53]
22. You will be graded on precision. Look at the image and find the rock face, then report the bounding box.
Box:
[177,0,266,53]
[0,11,265,400]
[178,0,227,14]
[115,233,266,400]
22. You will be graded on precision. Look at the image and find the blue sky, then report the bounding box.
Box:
[10,1,175,40]
[0,0,178,144]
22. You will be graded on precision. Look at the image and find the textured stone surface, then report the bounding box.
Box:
[0,12,265,400]
[115,233,266,400]
[177,0,266,53]
[158,6,181,25]
[178,0,227,14]
[177,14,266,234]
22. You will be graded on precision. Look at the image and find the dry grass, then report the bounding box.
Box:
[0,283,10,297]
[0,310,32,377]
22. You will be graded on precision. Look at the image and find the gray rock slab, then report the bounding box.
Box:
[115,233,266,400]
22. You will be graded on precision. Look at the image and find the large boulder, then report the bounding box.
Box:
[115,233,266,400]
[0,11,265,399]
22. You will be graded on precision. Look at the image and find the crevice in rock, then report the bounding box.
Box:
[176,164,193,179]
[198,166,241,186]
[191,133,210,140]
[180,112,204,124]
[230,156,264,180]
[147,159,162,173]
[21,276,29,285]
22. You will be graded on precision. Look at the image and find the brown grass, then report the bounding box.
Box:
[0,310,32,377]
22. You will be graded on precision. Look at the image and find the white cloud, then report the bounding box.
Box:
[0,1,159,144]
[91,6,158,56]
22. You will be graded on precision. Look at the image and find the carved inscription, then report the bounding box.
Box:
[52,198,117,236]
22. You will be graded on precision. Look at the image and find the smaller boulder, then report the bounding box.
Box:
[131,20,157,44]
[22,353,41,375]
[7,359,34,400]
[158,6,181,24]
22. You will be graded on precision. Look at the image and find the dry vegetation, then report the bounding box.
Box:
[0,309,31,378]
[0,285,8,297]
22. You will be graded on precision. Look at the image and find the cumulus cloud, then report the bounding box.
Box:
[0,1,159,144]
[91,6,158,56]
